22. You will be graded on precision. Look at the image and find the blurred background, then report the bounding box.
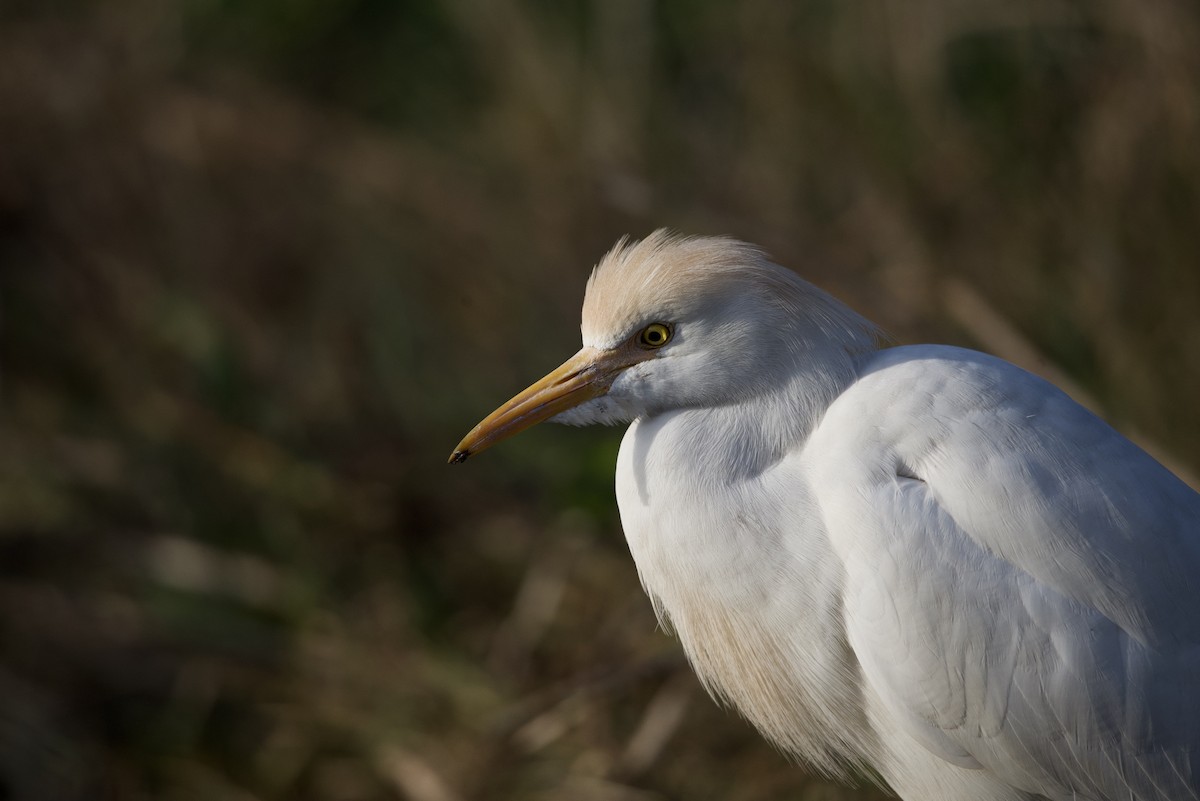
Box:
[1,1,1198,799]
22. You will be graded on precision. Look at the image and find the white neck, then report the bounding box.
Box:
[614,357,878,778]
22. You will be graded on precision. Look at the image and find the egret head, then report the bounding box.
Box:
[449,230,879,463]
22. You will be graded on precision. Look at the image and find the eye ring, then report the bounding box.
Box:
[638,323,672,349]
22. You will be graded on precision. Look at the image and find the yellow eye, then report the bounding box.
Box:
[638,323,672,348]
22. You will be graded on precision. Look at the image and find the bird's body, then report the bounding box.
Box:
[452,231,1200,800]
[620,344,1200,800]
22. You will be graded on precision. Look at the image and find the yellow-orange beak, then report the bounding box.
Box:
[449,345,646,463]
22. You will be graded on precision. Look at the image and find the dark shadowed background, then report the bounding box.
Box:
[1,1,1197,799]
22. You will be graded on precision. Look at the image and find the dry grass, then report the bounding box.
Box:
[0,1,1196,799]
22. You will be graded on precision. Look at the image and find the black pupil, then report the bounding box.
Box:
[647,329,662,343]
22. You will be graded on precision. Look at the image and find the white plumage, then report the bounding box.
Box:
[451,230,1200,801]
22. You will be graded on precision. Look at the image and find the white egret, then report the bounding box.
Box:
[450,230,1200,801]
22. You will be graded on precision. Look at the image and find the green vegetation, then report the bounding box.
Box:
[0,1,1196,799]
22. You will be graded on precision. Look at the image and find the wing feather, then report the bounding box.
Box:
[810,346,1200,801]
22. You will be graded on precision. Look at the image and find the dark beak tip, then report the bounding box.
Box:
[448,450,470,465]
